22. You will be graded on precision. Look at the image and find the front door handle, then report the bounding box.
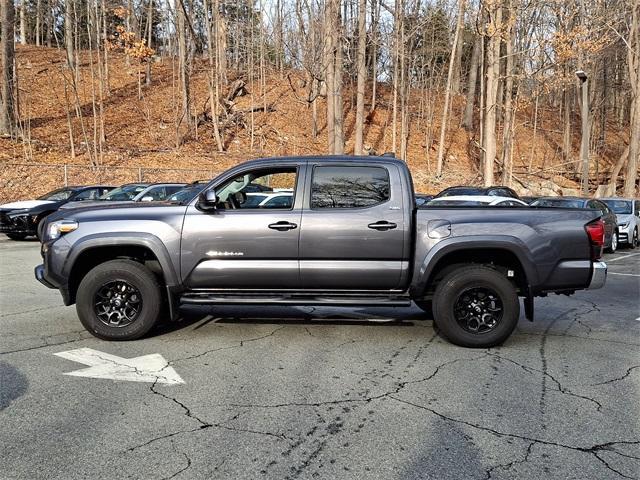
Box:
[268,221,298,231]
[368,221,397,231]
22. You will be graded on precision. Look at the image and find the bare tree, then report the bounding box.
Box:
[354,0,367,155]
[436,0,466,176]
[177,0,192,131]
[501,0,517,186]
[624,0,639,197]
[325,0,344,154]
[65,0,75,69]
[462,31,481,130]
[0,0,16,137]
[482,0,501,187]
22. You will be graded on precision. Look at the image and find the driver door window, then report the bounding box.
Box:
[216,169,297,209]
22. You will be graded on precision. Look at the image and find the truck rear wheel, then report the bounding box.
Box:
[432,266,519,348]
[76,259,162,340]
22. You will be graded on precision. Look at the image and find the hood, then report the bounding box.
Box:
[0,199,56,210]
[59,200,131,210]
[617,214,634,224]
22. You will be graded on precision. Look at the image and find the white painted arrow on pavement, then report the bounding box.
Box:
[54,348,184,385]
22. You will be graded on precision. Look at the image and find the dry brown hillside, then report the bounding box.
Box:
[0,45,631,202]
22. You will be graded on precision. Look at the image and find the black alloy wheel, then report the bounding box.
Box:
[94,280,143,328]
[453,287,504,334]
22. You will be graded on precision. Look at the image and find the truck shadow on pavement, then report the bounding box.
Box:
[152,305,432,337]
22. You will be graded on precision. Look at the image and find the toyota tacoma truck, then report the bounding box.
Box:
[35,156,607,347]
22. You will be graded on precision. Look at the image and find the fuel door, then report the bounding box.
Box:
[427,219,452,239]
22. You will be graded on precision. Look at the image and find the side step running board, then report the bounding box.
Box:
[180,293,412,307]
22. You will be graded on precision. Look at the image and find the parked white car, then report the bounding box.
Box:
[600,198,640,248]
[244,192,294,209]
[426,195,529,207]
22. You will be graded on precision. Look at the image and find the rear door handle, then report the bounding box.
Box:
[368,221,397,231]
[268,221,298,231]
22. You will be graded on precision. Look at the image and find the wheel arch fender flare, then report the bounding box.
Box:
[63,232,179,286]
[410,236,539,297]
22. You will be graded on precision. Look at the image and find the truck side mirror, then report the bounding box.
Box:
[198,189,218,211]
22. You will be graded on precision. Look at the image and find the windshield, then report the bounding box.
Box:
[602,200,632,215]
[38,188,75,201]
[168,186,203,203]
[531,199,584,208]
[99,184,148,201]
[437,188,484,197]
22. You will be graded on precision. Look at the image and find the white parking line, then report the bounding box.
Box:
[608,272,640,277]
[606,252,640,262]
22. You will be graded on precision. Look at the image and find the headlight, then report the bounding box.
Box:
[619,222,629,228]
[47,220,78,240]
[7,209,29,219]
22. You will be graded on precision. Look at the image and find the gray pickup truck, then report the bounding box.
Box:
[35,156,607,347]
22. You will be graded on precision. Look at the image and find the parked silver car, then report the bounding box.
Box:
[600,198,640,248]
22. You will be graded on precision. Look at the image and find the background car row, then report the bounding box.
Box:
[1,179,638,251]
[416,186,639,251]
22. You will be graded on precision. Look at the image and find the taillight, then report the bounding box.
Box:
[585,219,605,260]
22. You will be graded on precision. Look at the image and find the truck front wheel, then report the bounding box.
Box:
[76,259,162,340]
[432,266,519,348]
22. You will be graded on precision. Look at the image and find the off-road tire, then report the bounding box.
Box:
[76,259,162,340]
[432,265,520,348]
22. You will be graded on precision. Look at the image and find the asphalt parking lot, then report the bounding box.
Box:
[1,235,639,480]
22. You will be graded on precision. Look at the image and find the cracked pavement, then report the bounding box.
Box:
[1,236,639,479]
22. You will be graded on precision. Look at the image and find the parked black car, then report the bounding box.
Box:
[0,185,114,240]
[435,185,520,199]
[531,197,619,252]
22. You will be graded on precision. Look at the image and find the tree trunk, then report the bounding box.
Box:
[333,0,344,155]
[203,0,224,152]
[369,0,379,113]
[462,32,481,130]
[624,1,639,197]
[451,1,466,94]
[501,0,516,186]
[436,0,465,176]
[19,0,27,45]
[177,0,191,130]
[324,0,335,154]
[144,0,153,86]
[562,83,572,168]
[0,0,16,136]
[35,0,42,46]
[354,0,366,155]
[609,145,629,193]
[482,1,501,187]
[216,0,227,85]
[65,0,75,70]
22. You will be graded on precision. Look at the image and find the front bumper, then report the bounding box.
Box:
[587,261,607,290]
[0,212,36,235]
[617,224,632,244]
[35,264,56,288]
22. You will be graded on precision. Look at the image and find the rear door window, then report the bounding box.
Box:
[310,166,390,209]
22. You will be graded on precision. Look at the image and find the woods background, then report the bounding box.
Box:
[0,0,638,201]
